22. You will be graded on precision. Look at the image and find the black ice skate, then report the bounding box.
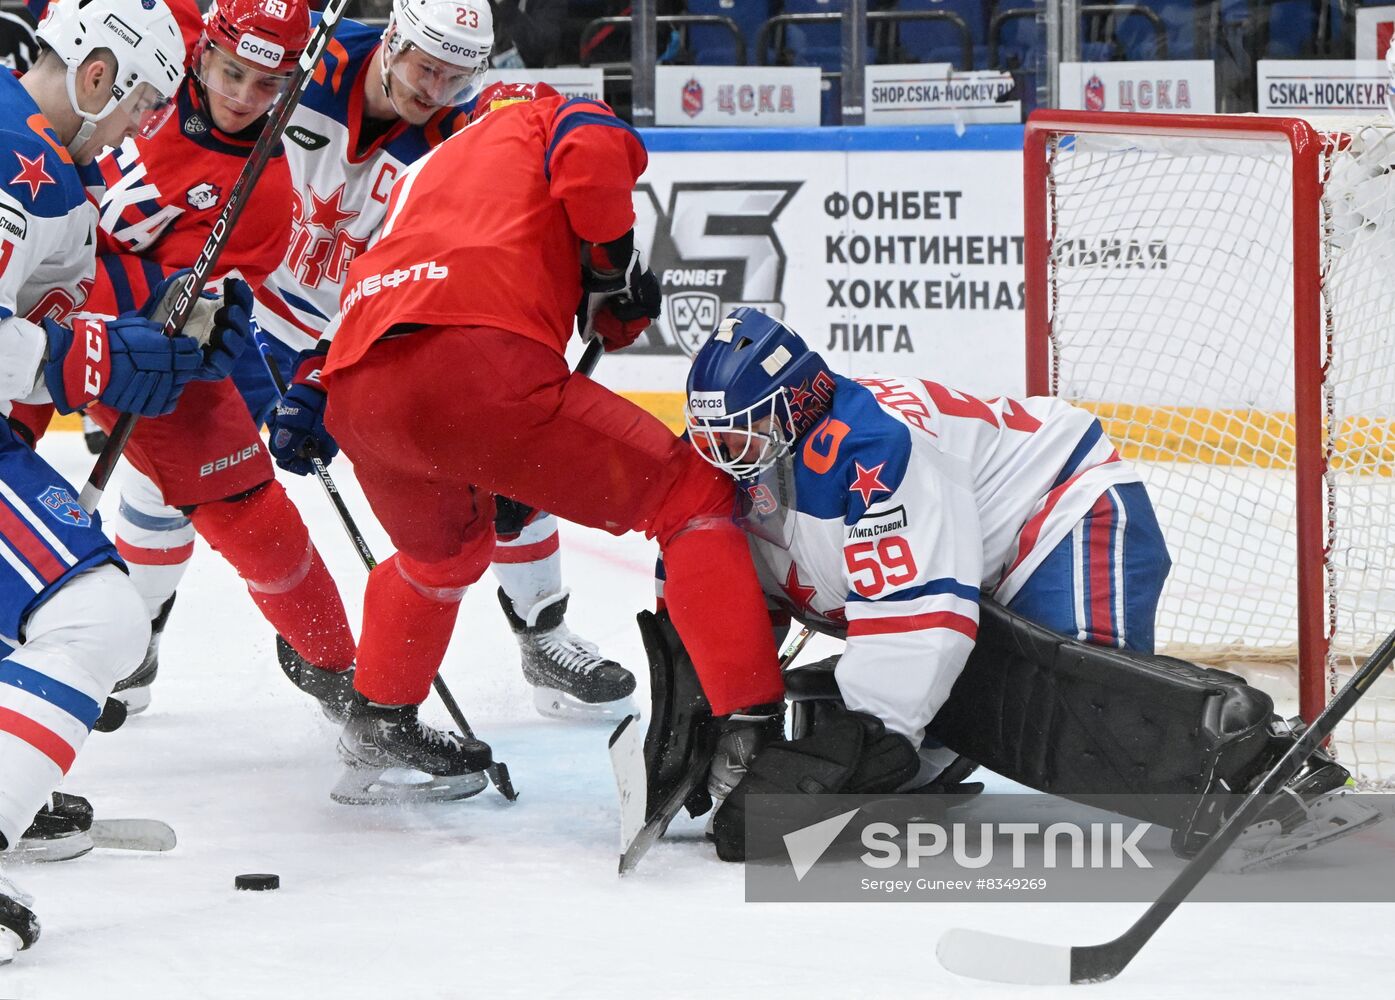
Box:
[276,635,356,723]
[1227,733,1382,871]
[498,588,637,721]
[14,792,175,859]
[331,695,493,805]
[112,594,176,715]
[13,792,95,862]
[0,871,39,965]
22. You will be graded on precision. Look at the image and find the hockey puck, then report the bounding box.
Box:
[234,873,280,891]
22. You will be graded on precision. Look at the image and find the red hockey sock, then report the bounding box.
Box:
[661,518,782,715]
[189,481,356,669]
[354,545,491,706]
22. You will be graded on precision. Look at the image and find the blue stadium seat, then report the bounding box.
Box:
[1264,0,1321,57]
[685,0,769,65]
[776,0,874,74]
[1109,1,1194,59]
[891,0,983,69]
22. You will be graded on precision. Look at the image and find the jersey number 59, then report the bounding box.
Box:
[845,536,917,597]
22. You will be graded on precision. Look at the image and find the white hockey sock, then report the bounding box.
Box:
[492,513,563,621]
[113,470,194,619]
[0,566,148,847]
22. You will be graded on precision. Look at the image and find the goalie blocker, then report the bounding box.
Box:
[622,599,1364,864]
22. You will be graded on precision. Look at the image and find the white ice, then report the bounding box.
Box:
[4,434,1392,999]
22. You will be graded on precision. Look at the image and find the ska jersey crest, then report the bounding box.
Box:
[287,182,367,288]
[630,181,801,356]
[37,485,90,528]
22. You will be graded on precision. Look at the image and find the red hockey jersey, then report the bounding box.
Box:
[324,96,647,380]
[84,77,293,315]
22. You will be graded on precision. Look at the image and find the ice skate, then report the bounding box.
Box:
[13,793,94,863]
[277,635,356,723]
[331,695,492,805]
[111,594,176,715]
[1229,747,1381,872]
[0,868,39,964]
[499,588,637,721]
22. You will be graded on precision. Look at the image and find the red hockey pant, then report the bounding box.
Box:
[324,327,781,712]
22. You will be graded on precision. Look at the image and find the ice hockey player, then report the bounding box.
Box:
[254,0,632,723]
[38,0,375,727]
[1,0,249,963]
[269,86,784,805]
[652,308,1371,866]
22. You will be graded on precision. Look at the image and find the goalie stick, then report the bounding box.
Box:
[77,0,354,514]
[612,625,814,875]
[255,336,517,802]
[936,623,1395,985]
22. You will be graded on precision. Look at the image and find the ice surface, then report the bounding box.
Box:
[4,435,1392,998]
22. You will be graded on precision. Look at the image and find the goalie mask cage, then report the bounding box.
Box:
[1024,110,1395,787]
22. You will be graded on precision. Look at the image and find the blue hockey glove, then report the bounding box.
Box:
[268,349,337,475]
[196,278,255,381]
[140,270,255,382]
[41,314,203,417]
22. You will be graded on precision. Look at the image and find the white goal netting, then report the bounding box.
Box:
[1035,117,1395,786]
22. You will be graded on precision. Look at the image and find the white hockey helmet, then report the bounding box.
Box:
[382,0,492,110]
[37,0,186,149]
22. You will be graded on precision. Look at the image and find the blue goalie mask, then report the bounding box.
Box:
[685,308,836,481]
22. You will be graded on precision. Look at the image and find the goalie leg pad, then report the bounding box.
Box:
[635,609,715,821]
[926,600,1277,831]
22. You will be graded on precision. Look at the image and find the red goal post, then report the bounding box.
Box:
[1022,110,1395,785]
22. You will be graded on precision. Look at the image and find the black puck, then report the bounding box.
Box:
[234,873,280,891]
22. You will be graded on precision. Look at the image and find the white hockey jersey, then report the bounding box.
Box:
[253,17,468,350]
[743,374,1141,745]
[0,72,96,407]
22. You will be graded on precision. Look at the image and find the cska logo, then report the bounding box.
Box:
[682,78,703,118]
[1085,74,1105,112]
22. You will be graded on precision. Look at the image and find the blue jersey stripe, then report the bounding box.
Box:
[98,256,139,315]
[544,101,641,181]
[277,284,331,321]
[847,576,980,604]
[1051,420,1104,490]
[117,499,191,533]
[0,659,102,730]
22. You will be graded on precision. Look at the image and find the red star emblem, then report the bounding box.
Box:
[788,380,815,412]
[10,151,54,201]
[306,183,356,232]
[850,461,891,506]
[782,563,818,614]
[63,508,85,524]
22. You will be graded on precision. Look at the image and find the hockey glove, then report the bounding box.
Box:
[141,271,255,382]
[139,267,220,345]
[41,314,204,417]
[195,278,255,382]
[268,349,337,475]
[710,707,919,862]
[578,248,662,352]
[707,703,785,802]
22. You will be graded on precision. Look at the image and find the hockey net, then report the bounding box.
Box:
[1025,111,1395,787]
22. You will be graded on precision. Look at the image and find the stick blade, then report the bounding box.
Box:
[609,714,648,870]
[89,819,177,852]
[937,928,1073,985]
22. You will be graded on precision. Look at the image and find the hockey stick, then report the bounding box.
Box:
[77,0,354,514]
[936,624,1395,985]
[256,336,517,802]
